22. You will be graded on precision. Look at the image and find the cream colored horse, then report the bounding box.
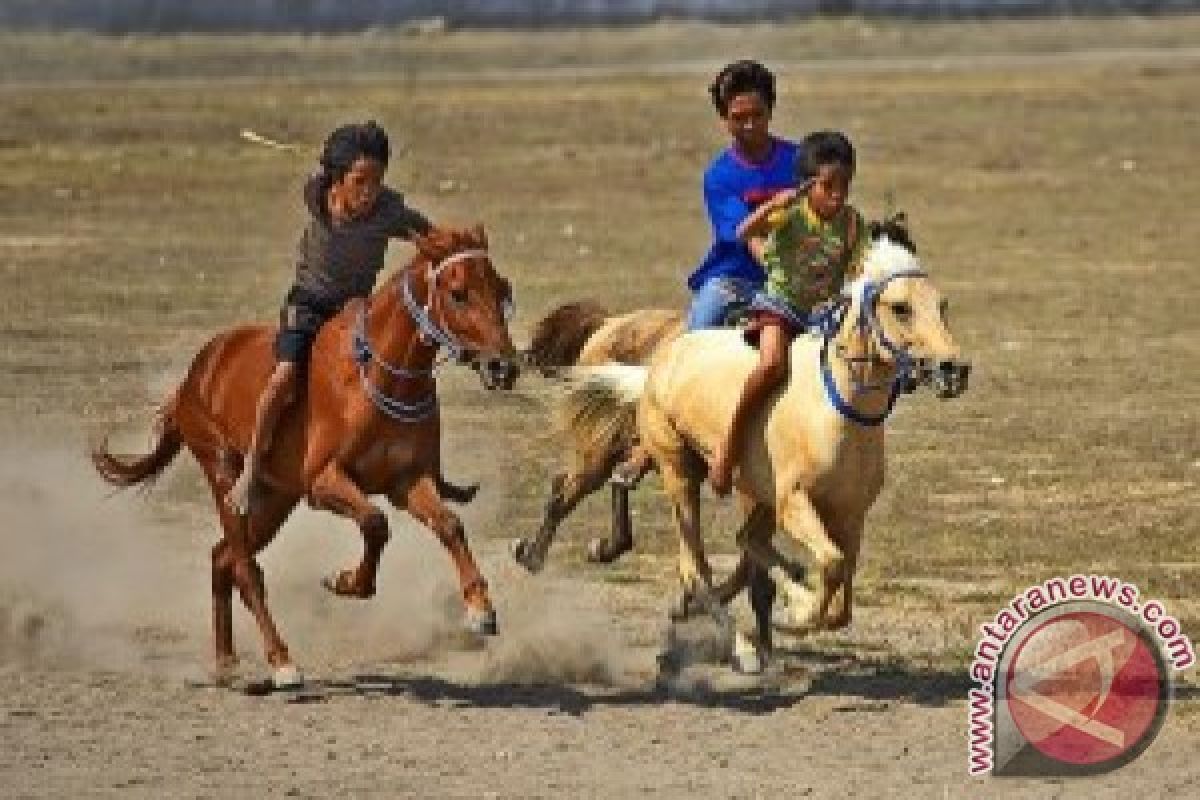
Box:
[560,233,969,672]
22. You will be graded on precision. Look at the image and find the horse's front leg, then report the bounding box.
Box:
[512,452,617,574]
[823,514,865,631]
[394,474,496,636]
[774,491,844,634]
[309,463,390,598]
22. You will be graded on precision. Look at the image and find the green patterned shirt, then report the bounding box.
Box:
[762,199,868,313]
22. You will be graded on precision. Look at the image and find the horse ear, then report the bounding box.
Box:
[412,228,442,261]
[472,223,488,249]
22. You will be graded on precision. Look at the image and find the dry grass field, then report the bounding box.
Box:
[1,15,1199,798]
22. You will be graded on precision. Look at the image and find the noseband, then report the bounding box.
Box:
[352,248,491,422]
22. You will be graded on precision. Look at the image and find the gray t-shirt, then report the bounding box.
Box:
[291,172,431,309]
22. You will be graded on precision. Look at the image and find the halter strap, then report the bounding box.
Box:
[818,269,926,426]
[402,248,491,362]
[352,247,491,422]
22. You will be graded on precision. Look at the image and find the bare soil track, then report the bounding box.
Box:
[1,17,1198,798]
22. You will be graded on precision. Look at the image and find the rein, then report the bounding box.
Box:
[818,269,926,427]
[352,248,490,422]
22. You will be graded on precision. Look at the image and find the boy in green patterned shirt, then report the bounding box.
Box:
[709,130,868,496]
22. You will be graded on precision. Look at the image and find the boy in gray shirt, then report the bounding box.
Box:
[226,120,432,515]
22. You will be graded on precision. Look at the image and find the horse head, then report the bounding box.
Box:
[409,225,520,390]
[843,215,970,400]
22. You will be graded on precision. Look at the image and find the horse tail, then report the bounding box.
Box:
[558,365,648,471]
[91,391,183,489]
[522,301,609,375]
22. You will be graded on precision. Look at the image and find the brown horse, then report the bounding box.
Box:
[93,225,519,688]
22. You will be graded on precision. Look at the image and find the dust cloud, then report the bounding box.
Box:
[0,411,648,692]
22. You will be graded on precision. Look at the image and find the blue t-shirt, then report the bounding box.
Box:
[688,137,802,291]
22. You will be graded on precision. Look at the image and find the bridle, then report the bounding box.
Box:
[352,248,501,422]
[818,269,928,426]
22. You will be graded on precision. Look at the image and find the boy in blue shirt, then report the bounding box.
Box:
[687,60,802,331]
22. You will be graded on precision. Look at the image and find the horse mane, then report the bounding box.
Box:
[845,212,924,297]
[523,302,610,374]
[868,212,916,255]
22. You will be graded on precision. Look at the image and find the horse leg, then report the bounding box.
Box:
[588,447,649,563]
[596,483,635,564]
[396,474,496,635]
[773,491,844,634]
[748,562,778,653]
[718,504,777,674]
[309,464,390,598]
[732,504,781,656]
[209,500,298,685]
[662,465,732,629]
[202,454,298,683]
[824,517,864,631]
[512,454,616,573]
[209,539,237,679]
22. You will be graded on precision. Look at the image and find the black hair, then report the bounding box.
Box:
[869,212,917,254]
[708,60,776,117]
[318,120,390,185]
[797,130,856,186]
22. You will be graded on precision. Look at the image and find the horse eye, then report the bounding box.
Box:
[450,288,468,306]
[891,301,912,318]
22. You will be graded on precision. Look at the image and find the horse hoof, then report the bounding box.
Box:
[586,537,632,564]
[464,607,498,636]
[771,607,819,636]
[321,571,374,599]
[731,650,765,676]
[510,538,543,574]
[272,664,304,690]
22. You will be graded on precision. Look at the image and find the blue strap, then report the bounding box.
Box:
[401,269,465,363]
[352,302,435,378]
[817,269,926,426]
[357,365,437,422]
[819,336,898,426]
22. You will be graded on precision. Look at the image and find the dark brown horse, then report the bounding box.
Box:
[93,225,519,688]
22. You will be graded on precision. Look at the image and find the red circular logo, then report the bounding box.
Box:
[1005,609,1168,768]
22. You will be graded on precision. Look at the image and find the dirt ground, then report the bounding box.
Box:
[1,15,1199,798]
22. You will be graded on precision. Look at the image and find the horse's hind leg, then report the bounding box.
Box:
[209,497,298,686]
[308,463,390,598]
[396,474,496,635]
[512,453,618,573]
[210,539,237,678]
[203,454,297,681]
